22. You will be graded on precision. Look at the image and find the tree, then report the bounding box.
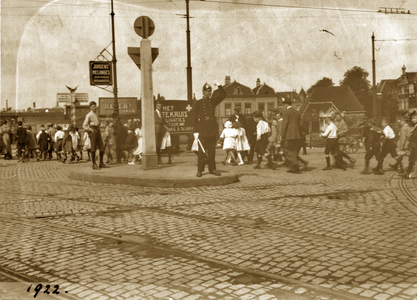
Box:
[339,66,372,116]
[307,77,334,95]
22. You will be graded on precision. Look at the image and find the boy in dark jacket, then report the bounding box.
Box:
[37,125,50,161]
[361,118,383,174]
[15,121,27,163]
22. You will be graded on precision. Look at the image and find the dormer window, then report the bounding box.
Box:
[233,87,241,95]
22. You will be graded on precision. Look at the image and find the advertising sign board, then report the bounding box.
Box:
[89,61,112,86]
[158,100,194,133]
[98,97,138,115]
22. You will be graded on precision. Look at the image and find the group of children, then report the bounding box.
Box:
[218,111,283,169]
[13,121,87,163]
[360,113,417,179]
[320,112,417,178]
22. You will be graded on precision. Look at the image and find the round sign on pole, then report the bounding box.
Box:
[134,16,155,39]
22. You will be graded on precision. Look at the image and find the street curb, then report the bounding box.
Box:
[68,164,239,187]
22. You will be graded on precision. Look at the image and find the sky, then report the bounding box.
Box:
[2,0,417,110]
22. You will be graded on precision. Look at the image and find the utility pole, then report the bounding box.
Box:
[186,0,193,102]
[111,0,119,116]
[372,32,377,119]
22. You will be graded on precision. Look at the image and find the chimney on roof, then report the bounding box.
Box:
[402,65,406,75]
[225,76,231,85]
[256,78,261,87]
[33,102,36,108]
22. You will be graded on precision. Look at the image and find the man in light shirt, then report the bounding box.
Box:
[83,101,109,170]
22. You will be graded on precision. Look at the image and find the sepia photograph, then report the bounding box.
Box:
[1,0,417,299]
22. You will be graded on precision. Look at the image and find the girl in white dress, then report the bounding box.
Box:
[129,125,143,165]
[234,121,250,165]
[220,121,237,164]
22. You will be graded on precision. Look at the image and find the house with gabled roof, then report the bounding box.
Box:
[300,85,366,134]
[216,76,278,128]
[396,65,417,111]
[276,91,304,111]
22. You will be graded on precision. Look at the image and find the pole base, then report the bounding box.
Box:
[141,154,159,170]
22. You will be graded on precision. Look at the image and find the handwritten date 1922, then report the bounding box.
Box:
[27,284,67,298]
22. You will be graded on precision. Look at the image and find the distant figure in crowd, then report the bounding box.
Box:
[113,113,126,164]
[220,121,237,165]
[54,126,65,162]
[83,130,91,161]
[46,123,57,160]
[334,112,354,167]
[102,121,115,165]
[378,117,399,173]
[83,101,109,170]
[155,101,168,164]
[266,117,279,169]
[229,107,246,132]
[234,121,250,165]
[361,118,383,175]
[252,111,271,169]
[25,125,39,162]
[320,116,345,171]
[404,111,417,179]
[15,121,28,163]
[193,82,226,177]
[129,123,143,165]
[38,125,50,161]
[281,97,304,174]
[245,114,257,164]
[125,122,138,163]
[392,117,411,173]
[1,120,12,159]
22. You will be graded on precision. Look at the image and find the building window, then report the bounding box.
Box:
[233,87,241,95]
[225,103,232,116]
[234,103,242,111]
[267,102,275,115]
[244,103,251,115]
[258,103,264,113]
[410,83,415,95]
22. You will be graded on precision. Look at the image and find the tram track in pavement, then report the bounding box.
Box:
[0,215,374,300]
[389,172,417,216]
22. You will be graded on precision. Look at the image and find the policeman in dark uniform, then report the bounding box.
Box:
[193,82,226,177]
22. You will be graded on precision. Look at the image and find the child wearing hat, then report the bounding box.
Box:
[253,111,271,169]
[54,126,65,162]
[220,121,238,164]
[37,125,50,160]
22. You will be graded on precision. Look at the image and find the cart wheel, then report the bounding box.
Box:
[345,136,359,153]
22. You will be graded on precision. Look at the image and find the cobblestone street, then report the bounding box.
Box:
[0,148,416,300]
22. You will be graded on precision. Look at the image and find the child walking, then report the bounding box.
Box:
[83,130,91,162]
[392,117,412,173]
[37,125,50,160]
[361,118,383,174]
[404,112,417,179]
[129,124,143,165]
[26,125,39,162]
[220,121,238,165]
[54,126,65,162]
[252,111,271,169]
[377,117,399,174]
[320,116,345,170]
[234,121,250,165]
[266,118,279,169]
[15,121,28,163]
